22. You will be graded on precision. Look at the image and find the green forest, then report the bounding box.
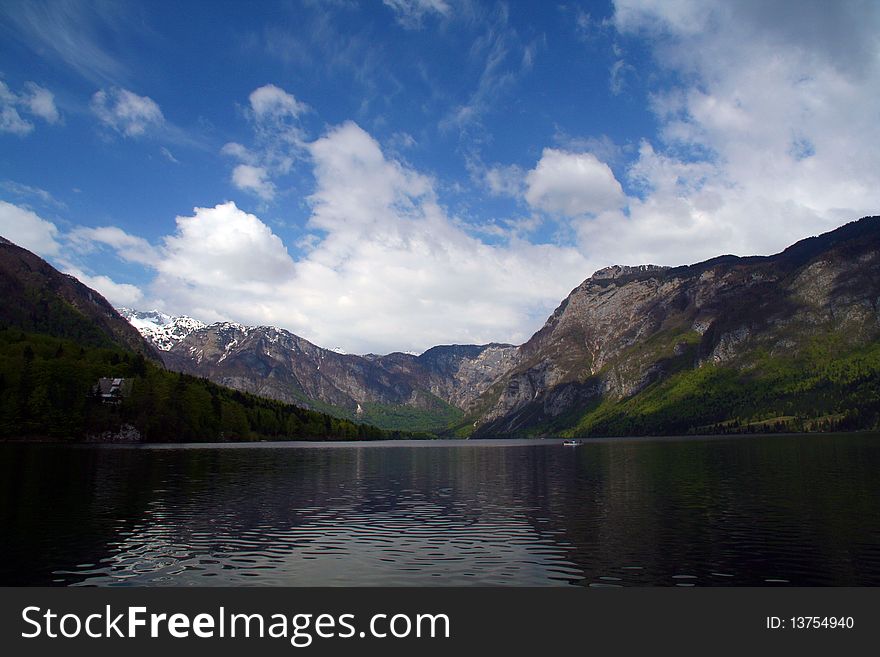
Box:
[0,328,410,442]
[561,335,880,438]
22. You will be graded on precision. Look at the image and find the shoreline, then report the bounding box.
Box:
[2,430,877,449]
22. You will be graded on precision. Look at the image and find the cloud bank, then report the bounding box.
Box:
[569,0,880,267]
[142,121,589,353]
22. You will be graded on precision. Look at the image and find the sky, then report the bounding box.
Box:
[1,0,879,354]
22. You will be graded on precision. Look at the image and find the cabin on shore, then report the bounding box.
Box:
[94,377,133,404]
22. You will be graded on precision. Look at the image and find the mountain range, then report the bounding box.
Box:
[0,236,390,442]
[117,215,880,436]
[118,307,517,432]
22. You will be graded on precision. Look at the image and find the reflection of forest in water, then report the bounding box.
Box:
[1,434,879,586]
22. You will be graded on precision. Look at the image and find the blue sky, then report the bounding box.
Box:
[1,1,879,353]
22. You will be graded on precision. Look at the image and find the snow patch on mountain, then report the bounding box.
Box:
[118,307,206,351]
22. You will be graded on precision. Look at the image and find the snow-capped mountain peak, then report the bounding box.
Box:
[117,307,206,351]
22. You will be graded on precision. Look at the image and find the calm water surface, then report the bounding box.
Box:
[1,433,879,586]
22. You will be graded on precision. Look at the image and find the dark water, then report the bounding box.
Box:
[1,433,879,586]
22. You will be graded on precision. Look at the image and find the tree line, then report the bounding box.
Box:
[0,329,417,442]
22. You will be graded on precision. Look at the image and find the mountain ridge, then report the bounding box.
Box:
[114,215,880,436]
[466,215,880,436]
[155,321,517,431]
[0,237,161,361]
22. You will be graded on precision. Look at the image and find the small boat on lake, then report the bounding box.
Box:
[562,439,584,447]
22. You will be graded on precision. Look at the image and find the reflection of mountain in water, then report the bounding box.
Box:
[1,436,879,586]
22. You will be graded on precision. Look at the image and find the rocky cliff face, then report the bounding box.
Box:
[160,321,517,429]
[417,344,521,410]
[470,216,880,435]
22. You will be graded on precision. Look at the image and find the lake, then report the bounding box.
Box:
[1,433,879,586]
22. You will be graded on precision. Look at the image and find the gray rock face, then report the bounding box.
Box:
[161,324,517,422]
[472,216,880,435]
[416,344,520,410]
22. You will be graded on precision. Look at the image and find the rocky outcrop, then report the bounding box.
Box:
[161,324,517,426]
[471,216,880,436]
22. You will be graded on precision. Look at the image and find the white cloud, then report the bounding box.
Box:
[388,131,416,151]
[91,87,164,137]
[221,142,256,164]
[98,123,590,353]
[0,200,61,256]
[0,105,32,136]
[231,164,276,201]
[0,180,66,210]
[0,201,145,307]
[484,163,525,197]
[609,58,634,95]
[23,82,60,123]
[525,148,626,217]
[248,84,307,120]
[559,0,880,269]
[0,202,145,307]
[61,266,144,307]
[306,121,432,234]
[441,4,532,134]
[158,202,296,290]
[223,85,308,201]
[0,80,59,135]
[67,225,161,266]
[383,0,450,29]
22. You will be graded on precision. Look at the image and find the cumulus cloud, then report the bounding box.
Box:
[290,123,589,351]
[159,202,296,289]
[0,80,59,135]
[559,0,880,268]
[525,148,626,217]
[0,200,61,256]
[96,122,590,353]
[91,87,164,137]
[231,164,276,201]
[249,83,307,120]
